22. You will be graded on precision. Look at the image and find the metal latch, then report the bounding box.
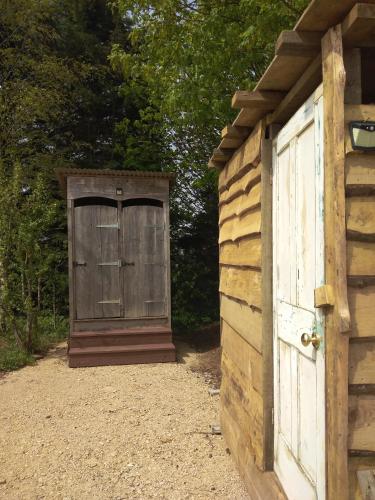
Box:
[73,261,87,267]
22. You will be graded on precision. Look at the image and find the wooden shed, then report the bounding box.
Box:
[209,1,375,499]
[57,168,176,368]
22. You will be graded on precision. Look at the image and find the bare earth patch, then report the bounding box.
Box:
[0,341,248,500]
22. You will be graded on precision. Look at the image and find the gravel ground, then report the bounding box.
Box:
[0,342,249,500]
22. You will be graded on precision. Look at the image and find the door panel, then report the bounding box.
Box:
[273,88,325,500]
[122,200,166,318]
[74,199,121,319]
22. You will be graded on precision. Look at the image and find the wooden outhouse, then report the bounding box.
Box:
[57,168,176,368]
[209,1,375,498]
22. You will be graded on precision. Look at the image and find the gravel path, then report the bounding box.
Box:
[0,342,248,500]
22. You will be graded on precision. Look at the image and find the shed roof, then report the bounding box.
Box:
[209,0,375,168]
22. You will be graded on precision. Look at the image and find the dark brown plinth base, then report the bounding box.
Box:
[68,326,176,368]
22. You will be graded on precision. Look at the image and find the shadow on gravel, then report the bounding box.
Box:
[174,323,221,388]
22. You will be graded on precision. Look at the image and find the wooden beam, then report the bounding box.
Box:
[322,24,350,500]
[208,159,223,169]
[221,124,251,140]
[344,49,362,104]
[231,90,285,110]
[342,3,375,47]
[211,148,232,163]
[219,125,251,151]
[275,30,322,57]
[295,0,375,33]
[268,55,322,125]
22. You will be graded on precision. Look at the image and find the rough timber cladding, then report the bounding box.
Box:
[212,1,375,499]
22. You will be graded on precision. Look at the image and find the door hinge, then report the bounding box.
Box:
[97,299,121,305]
[96,223,119,229]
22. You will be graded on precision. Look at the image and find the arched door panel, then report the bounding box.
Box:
[121,199,166,318]
[74,198,120,319]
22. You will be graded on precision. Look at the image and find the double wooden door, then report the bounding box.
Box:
[73,197,167,320]
[273,88,325,499]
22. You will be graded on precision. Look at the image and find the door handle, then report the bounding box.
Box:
[73,261,87,267]
[301,332,321,349]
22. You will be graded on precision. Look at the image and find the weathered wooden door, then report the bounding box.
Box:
[121,199,167,318]
[273,88,325,499]
[74,198,121,319]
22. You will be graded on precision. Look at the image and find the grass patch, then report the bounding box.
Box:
[0,314,68,372]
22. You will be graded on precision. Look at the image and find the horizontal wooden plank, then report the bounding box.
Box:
[342,3,375,47]
[295,1,375,32]
[220,295,262,353]
[349,394,375,451]
[219,164,261,206]
[346,154,375,192]
[220,267,261,309]
[347,196,375,239]
[269,55,322,125]
[347,240,375,276]
[221,351,264,467]
[232,107,268,128]
[349,285,375,339]
[218,122,263,192]
[275,30,322,57]
[220,404,286,498]
[220,236,261,269]
[221,321,263,394]
[219,208,261,244]
[350,341,375,385]
[219,183,261,226]
[221,124,251,140]
[232,90,285,110]
[255,54,313,92]
[219,136,243,151]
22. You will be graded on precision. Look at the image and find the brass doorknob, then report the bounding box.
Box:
[301,332,321,349]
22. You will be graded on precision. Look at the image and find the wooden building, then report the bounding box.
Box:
[209,1,375,499]
[57,169,176,368]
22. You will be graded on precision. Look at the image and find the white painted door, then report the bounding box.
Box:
[273,87,325,500]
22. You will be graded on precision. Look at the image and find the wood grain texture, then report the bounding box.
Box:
[218,122,263,192]
[219,236,261,269]
[347,241,375,276]
[275,30,322,57]
[260,139,274,471]
[357,469,375,500]
[255,54,314,92]
[347,197,375,239]
[346,154,375,192]
[295,0,375,33]
[322,25,350,499]
[349,285,375,339]
[268,55,322,125]
[350,341,375,385]
[219,267,261,309]
[221,351,264,468]
[220,404,286,500]
[219,208,261,244]
[219,164,261,206]
[219,183,261,226]
[232,90,285,109]
[349,394,375,451]
[344,49,362,105]
[220,295,262,353]
[221,321,263,394]
[342,3,375,47]
[349,457,375,500]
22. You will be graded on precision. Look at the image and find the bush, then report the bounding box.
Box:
[0,314,68,371]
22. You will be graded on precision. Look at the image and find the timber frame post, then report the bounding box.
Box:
[322,25,351,500]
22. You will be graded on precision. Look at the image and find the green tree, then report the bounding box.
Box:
[112,0,309,331]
